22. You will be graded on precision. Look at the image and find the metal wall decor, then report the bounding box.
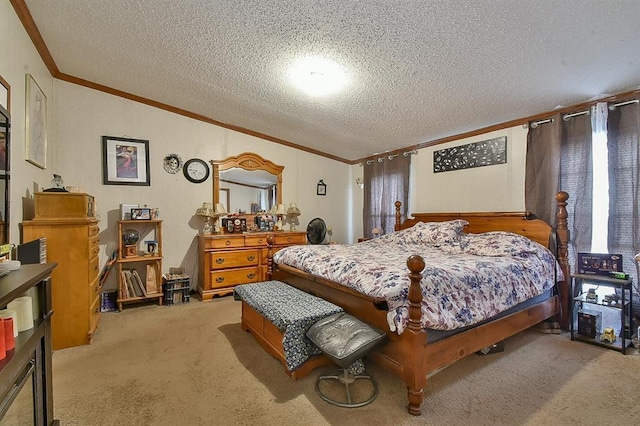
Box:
[433,136,507,173]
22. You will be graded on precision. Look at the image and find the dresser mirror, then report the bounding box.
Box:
[211,152,283,215]
[0,75,10,245]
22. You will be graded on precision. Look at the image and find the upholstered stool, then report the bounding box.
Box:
[306,312,387,408]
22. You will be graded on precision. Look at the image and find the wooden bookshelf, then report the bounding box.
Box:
[116,220,163,310]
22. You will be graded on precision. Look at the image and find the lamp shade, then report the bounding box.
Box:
[286,203,300,216]
[214,203,227,215]
[196,202,214,217]
[275,204,286,215]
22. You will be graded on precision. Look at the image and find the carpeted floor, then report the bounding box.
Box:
[51,296,640,426]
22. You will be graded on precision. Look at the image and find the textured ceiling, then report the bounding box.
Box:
[22,0,640,162]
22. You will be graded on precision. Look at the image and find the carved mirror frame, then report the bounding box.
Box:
[211,152,284,208]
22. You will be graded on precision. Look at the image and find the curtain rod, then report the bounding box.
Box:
[609,99,639,110]
[561,98,639,121]
[361,150,417,166]
[529,118,554,128]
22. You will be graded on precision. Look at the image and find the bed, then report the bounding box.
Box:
[265,191,570,416]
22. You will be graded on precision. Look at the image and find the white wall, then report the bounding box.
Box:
[0,1,58,242]
[411,126,528,213]
[54,81,351,291]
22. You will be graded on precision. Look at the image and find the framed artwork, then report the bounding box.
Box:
[317,179,326,196]
[131,208,151,220]
[102,136,151,186]
[0,75,9,111]
[25,74,47,169]
[433,136,507,173]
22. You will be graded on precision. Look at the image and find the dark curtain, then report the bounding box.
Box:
[363,155,411,237]
[525,115,562,226]
[607,102,640,316]
[559,114,593,271]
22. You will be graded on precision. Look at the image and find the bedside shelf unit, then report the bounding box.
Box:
[116,220,163,311]
[570,273,633,354]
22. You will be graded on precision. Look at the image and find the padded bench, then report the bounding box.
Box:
[233,280,344,379]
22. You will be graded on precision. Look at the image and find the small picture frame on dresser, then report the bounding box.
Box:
[131,208,151,220]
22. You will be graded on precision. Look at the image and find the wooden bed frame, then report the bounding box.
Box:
[265,191,570,416]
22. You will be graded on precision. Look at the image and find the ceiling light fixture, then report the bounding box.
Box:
[289,57,347,97]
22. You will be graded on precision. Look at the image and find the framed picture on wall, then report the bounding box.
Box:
[25,74,47,169]
[102,136,151,186]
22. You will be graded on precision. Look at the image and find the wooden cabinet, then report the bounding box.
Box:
[116,220,163,310]
[0,264,57,424]
[198,231,306,300]
[21,192,100,350]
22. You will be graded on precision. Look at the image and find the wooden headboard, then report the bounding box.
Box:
[396,209,553,249]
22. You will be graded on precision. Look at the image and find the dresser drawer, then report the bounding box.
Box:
[88,224,100,237]
[244,235,269,247]
[275,233,306,245]
[89,235,100,258]
[210,250,259,270]
[88,255,100,281]
[89,293,101,335]
[207,236,245,249]
[90,276,102,300]
[210,267,260,288]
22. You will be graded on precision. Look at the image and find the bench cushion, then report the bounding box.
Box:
[306,312,387,368]
[234,280,343,371]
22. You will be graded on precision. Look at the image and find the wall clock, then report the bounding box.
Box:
[183,158,210,183]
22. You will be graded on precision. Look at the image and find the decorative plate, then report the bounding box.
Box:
[163,154,183,174]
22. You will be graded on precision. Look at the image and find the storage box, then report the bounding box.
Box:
[577,253,623,276]
[34,192,95,219]
[162,273,190,306]
[578,309,602,338]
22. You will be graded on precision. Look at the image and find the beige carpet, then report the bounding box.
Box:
[52,296,640,426]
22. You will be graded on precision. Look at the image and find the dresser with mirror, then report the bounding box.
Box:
[198,152,306,299]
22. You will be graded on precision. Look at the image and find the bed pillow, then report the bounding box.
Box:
[400,220,468,245]
[461,231,539,257]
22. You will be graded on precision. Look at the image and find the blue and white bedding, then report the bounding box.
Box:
[273,220,562,335]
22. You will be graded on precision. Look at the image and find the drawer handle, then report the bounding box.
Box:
[94,306,100,314]
[225,240,231,246]
[258,239,263,244]
[247,273,256,279]
[247,255,255,261]
[215,258,225,264]
[216,277,225,283]
[287,238,292,242]
[94,265,99,272]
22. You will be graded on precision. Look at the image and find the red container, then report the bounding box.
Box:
[3,317,14,351]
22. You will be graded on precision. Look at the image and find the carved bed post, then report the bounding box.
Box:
[266,235,275,280]
[555,191,570,330]
[395,201,402,231]
[405,254,427,416]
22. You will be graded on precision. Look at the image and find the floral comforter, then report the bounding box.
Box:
[272,220,562,334]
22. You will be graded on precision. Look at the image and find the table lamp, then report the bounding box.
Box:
[214,203,227,234]
[275,204,286,231]
[196,202,214,235]
[286,203,301,231]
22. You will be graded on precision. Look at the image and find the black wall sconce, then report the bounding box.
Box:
[317,179,326,196]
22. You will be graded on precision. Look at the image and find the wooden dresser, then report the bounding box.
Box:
[198,231,306,300]
[21,192,100,350]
